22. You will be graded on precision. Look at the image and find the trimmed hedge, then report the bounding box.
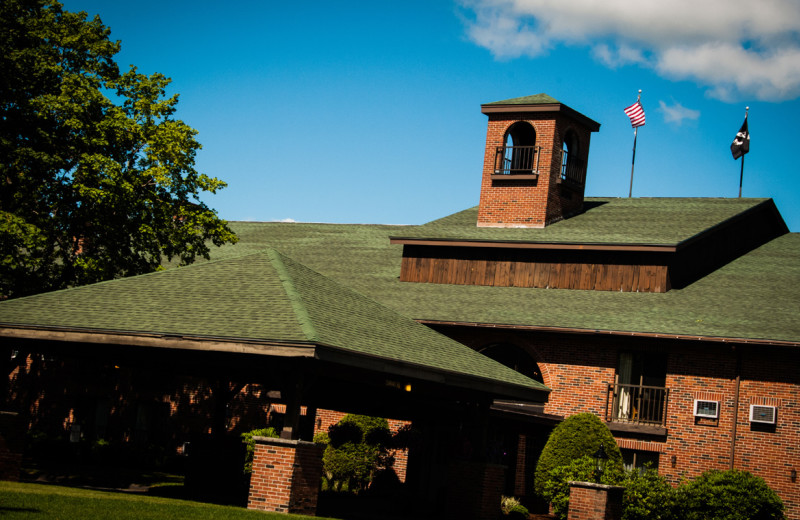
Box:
[677,469,785,520]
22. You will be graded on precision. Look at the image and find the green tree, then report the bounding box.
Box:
[533,413,623,497]
[677,469,785,520]
[0,0,236,299]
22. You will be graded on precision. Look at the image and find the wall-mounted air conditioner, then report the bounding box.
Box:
[693,400,719,419]
[749,405,777,425]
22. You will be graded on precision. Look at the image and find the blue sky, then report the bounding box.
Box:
[62,0,800,230]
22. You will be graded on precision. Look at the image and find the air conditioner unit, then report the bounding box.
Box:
[749,405,777,425]
[693,399,719,419]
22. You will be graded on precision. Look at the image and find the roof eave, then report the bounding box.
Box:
[0,324,319,358]
[415,320,800,349]
[314,343,550,403]
[389,237,678,253]
[480,103,601,131]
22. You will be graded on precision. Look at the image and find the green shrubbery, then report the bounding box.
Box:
[501,495,530,519]
[677,469,784,520]
[314,414,394,493]
[534,413,623,497]
[534,414,784,520]
[621,465,677,520]
[240,427,279,473]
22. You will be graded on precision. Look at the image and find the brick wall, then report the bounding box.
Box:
[433,325,800,520]
[247,437,325,515]
[477,113,591,228]
[567,481,624,520]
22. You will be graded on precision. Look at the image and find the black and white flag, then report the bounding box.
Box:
[731,116,749,160]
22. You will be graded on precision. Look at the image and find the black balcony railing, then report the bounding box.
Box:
[560,149,587,186]
[493,145,540,176]
[606,383,669,427]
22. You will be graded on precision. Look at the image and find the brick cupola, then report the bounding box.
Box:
[477,94,600,228]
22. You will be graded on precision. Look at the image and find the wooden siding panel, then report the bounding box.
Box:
[400,247,671,293]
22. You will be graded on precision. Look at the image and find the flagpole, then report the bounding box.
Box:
[738,106,749,198]
[628,89,641,198]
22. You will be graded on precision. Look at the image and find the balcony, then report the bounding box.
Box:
[606,382,669,429]
[492,145,540,180]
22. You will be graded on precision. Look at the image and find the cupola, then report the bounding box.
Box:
[476,94,600,228]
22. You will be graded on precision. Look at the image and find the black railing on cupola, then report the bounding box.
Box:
[493,146,587,187]
[559,149,587,187]
[493,145,540,176]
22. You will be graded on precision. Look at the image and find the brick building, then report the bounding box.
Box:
[2,93,799,519]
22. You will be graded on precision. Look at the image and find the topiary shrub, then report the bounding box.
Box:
[241,427,279,473]
[534,413,623,497]
[317,414,392,493]
[676,469,784,520]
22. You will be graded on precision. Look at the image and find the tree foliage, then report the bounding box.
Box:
[534,413,623,497]
[0,0,236,299]
[677,470,785,520]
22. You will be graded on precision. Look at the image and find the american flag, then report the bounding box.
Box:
[624,101,646,128]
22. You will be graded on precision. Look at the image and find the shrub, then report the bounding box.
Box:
[240,427,279,473]
[622,465,677,520]
[501,495,530,519]
[318,414,392,494]
[542,455,625,519]
[534,413,623,497]
[677,469,784,520]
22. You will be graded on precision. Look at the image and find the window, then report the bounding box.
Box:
[622,448,659,473]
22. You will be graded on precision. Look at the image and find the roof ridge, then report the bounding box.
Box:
[266,248,319,343]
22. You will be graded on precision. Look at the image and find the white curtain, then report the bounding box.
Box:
[618,353,634,420]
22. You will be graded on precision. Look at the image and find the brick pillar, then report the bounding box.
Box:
[445,461,507,520]
[567,481,624,520]
[247,436,324,515]
[0,411,24,481]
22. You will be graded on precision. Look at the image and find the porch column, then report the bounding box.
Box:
[567,481,624,520]
[247,436,324,515]
[280,371,304,440]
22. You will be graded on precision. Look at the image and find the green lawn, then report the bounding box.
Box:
[0,481,332,520]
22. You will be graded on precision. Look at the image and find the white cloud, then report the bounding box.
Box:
[658,100,701,125]
[271,218,296,223]
[460,0,800,101]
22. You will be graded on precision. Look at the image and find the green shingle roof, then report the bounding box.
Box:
[193,199,800,345]
[0,247,547,396]
[392,198,773,246]
[484,93,561,105]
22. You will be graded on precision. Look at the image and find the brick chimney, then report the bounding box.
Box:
[477,94,600,228]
